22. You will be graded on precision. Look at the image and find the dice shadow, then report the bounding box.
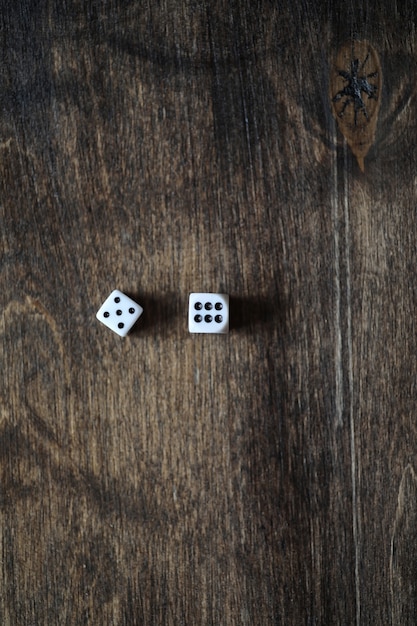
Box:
[126,292,179,336]
[229,295,283,332]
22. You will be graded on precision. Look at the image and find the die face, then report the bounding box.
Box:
[96,290,143,337]
[188,293,229,334]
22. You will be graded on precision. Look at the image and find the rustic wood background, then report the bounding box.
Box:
[1,1,417,624]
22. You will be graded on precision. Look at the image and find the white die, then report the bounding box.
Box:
[188,293,229,334]
[96,289,143,337]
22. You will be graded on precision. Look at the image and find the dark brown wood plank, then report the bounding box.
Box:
[1,1,417,624]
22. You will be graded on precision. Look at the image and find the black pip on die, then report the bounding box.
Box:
[96,290,143,337]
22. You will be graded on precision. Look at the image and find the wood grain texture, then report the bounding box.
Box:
[1,1,417,624]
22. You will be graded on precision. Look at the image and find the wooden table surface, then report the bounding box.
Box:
[2,1,417,624]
